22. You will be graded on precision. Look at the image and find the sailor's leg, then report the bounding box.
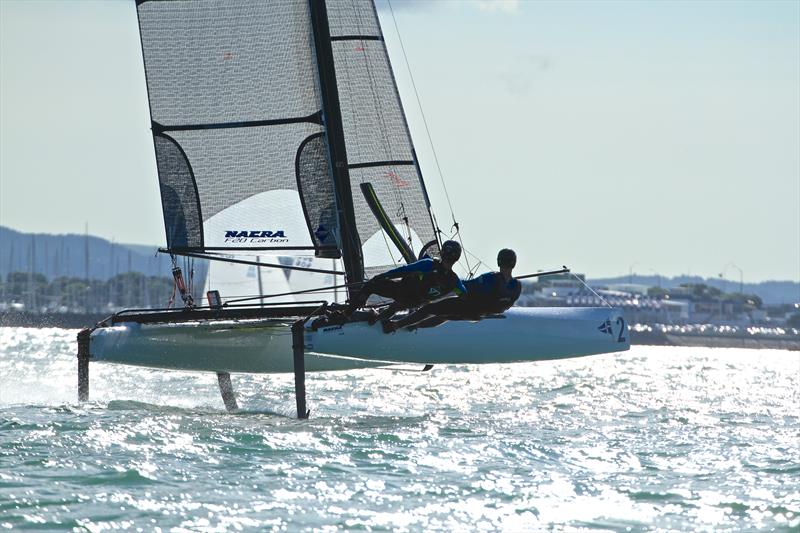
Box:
[348,278,404,318]
[410,316,449,330]
[392,300,441,329]
[413,308,485,330]
[216,372,239,412]
[359,278,404,310]
[394,298,460,331]
[345,289,368,314]
[348,277,395,309]
[376,302,404,322]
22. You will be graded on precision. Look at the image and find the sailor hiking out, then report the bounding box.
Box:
[346,240,466,321]
[383,248,521,333]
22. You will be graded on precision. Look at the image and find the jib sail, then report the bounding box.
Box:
[324,0,438,278]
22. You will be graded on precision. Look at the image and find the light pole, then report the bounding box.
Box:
[723,262,744,294]
[628,262,639,284]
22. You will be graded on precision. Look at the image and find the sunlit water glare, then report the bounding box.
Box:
[1,327,798,531]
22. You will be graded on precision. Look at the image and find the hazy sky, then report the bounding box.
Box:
[1,0,798,282]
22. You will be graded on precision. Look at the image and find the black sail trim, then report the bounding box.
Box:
[168,246,339,253]
[412,148,434,209]
[152,111,323,133]
[348,160,415,170]
[295,132,334,251]
[330,35,382,42]
[155,132,205,249]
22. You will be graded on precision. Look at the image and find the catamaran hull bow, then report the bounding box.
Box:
[88,307,629,374]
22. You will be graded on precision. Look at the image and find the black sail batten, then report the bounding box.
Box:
[310,0,365,289]
[151,112,323,133]
[330,35,382,42]
[349,160,414,169]
[166,246,337,253]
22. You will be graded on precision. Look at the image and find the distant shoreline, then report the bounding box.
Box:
[1,311,797,351]
[628,327,799,351]
[0,312,109,330]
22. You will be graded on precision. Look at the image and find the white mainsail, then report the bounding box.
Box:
[137,0,439,293]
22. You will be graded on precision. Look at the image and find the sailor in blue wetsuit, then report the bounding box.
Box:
[462,249,522,313]
[383,248,521,332]
[347,240,466,320]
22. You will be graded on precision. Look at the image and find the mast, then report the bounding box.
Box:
[309,0,364,291]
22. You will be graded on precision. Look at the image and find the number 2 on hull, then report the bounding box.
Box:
[616,317,626,343]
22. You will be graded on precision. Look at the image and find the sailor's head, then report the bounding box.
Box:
[497,248,517,271]
[439,240,462,267]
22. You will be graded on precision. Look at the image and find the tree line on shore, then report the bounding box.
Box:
[0,271,174,313]
[646,283,763,309]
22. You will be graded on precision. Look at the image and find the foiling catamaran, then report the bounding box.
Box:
[77,0,629,418]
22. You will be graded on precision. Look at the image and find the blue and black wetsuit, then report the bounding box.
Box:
[353,258,466,310]
[388,272,521,331]
[463,272,522,314]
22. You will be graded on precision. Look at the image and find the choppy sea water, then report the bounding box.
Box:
[0,327,798,532]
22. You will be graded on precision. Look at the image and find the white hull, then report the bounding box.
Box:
[89,307,629,374]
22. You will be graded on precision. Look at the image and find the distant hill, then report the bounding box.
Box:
[2,226,797,304]
[588,274,800,305]
[0,226,169,280]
